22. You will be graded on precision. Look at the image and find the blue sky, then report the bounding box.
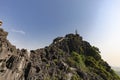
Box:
[0,0,120,67]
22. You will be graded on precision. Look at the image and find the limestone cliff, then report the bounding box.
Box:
[0,28,29,80]
[0,28,120,80]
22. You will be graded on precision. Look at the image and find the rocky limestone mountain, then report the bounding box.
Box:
[0,28,120,80]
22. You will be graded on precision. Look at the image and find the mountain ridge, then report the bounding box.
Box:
[0,28,120,80]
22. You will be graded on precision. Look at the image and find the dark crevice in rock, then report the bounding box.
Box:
[35,66,40,73]
[6,55,15,69]
[24,62,31,80]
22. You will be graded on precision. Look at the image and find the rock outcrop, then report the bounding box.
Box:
[0,28,29,80]
[0,28,120,80]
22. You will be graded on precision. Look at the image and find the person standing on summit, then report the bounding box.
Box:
[0,21,2,26]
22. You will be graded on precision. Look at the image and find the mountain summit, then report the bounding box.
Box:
[0,28,119,80]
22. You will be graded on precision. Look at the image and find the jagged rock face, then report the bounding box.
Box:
[0,28,120,80]
[0,28,29,80]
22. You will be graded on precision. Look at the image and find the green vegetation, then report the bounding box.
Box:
[86,46,101,60]
[71,74,82,80]
[85,56,120,80]
[85,56,98,68]
[67,51,86,70]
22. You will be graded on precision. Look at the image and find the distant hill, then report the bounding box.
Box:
[116,72,120,77]
[0,28,120,80]
[112,67,120,77]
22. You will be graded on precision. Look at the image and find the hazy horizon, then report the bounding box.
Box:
[0,0,120,67]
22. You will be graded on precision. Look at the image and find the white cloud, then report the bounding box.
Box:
[11,29,26,35]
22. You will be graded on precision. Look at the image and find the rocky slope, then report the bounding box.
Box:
[0,28,120,80]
